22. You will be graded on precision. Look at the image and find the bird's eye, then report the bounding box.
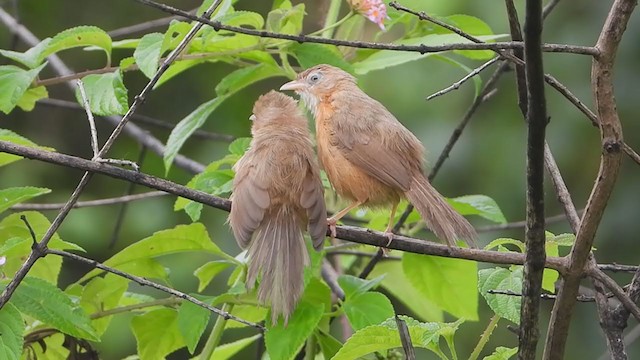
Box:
[309,73,321,83]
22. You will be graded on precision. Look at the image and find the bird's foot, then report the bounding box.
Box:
[382,230,394,255]
[327,217,337,239]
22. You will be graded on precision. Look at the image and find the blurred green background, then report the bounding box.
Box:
[1,0,639,358]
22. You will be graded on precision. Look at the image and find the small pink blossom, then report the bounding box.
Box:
[348,0,389,31]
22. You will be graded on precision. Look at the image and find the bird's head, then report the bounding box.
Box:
[249,90,302,134]
[280,64,356,114]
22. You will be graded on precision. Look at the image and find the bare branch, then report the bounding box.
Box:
[76,80,99,159]
[426,57,500,101]
[593,279,628,360]
[11,191,168,211]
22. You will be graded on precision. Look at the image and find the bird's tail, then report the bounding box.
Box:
[246,205,309,325]
[405,174,477,248]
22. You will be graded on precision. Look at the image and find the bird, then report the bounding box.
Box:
[280,64,477,248]
[228,90,327,324]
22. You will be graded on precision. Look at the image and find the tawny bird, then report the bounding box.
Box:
[280,64,476,248]
[228,90,327,324]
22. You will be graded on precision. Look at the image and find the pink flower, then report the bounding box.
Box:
[348,0,389,30]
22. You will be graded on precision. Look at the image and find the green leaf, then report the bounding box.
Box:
[79,275,128,335]
[448,194,506,224]
[0,303,23,360]
[195,260,234,292]
[131,308,185,360]
[25,333,69,359]
[370,260,443,322]
[46,26,112,64]
[177,169,234,221]
[266,3,305,35]
[353,34,504,75]
[478,267,522,324]
[0,130,51,167]
[403,253,478,320]
[215,63,285,97]
[265,278,329,360]
[0,186,51,214]
[134,32,164,79]
[75,70,128,116]
[0,63,46,114]
[155,59,210,88]
[483,346,518,360]
[225,305,268,329]
[178,300,210,354]
[332,316,444,360]
[315,331,342,360]
[164,97,226,173]
[343,292,395,330]
[290,43,354,74]
[79,223,225,282]
[217,11,265,29]
[445,15,496,60]
[9,277,99,341]
[543,233,560,292]
[0,38,51,68]
[484,238,525,252]
[228,137,252,156]
[338,274,385,299]
[16,86,48,111]
[208,334,261,360]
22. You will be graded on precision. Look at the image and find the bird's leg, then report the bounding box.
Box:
[383,203,398,248]
[327,201,363,239]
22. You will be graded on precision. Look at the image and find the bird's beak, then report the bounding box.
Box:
[280,80,305,91]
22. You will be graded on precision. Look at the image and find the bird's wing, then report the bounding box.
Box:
[229,156,270,249]
[330,102,420,191]
[299,161,327,250]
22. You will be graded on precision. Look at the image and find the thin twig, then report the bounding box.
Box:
[395,316,416,360]
[76,79,99,158]
[90,297,181,319]
[477,211,578,232]
[321,259,346,301]
[108,10,197,38]
[426,57,500,101]
[543,143,581,230]
[11,191,168,211]
[589,266,640,324]
[486,289,598,302]
[592,278,628,360]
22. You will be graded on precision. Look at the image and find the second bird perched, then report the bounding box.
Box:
[228,90,327,324]
[281,64,477,248]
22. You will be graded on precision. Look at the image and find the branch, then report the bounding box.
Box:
[10,191,168,210]
[426,57,500,101]
[592,279,628,360]
[543,1,635,358]
[134,0,597,55]
[0,140,571,272]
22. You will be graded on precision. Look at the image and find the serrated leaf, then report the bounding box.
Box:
[25,333,69,359]
[75,70,128,116]
[217,11,265,29]
[338,274,385,299]
[78,223,226,283]
[225,305,267,329]
[119,56,136,69]
[370,260,443,322]
[131,308,184,360]
[290,43,354,74]
[45,26,112,64]
[16,86,48,111]
[403,253,478,320]
[315,331,342,360]
[178,300,210,354]
[177,169,234,221]
[0,38,51,68]
[343,292,395,330]
[478,267,522,324]
[266,3,305,35]
[449,194,506,224]
[0,63,46,114]
[265,278,329,360]
[164,96,226,173]
[208,334,261,360]
[228,137,251,156]
[8,277,99,341]
[0,303,23,360]
[195,260,234,292]
[0,186,51,214]
[134,32,163,79]
[215,63,285,97]
[445,15,496,60]
[353,34,504,75]
[483,346,518,360]
[80,276,128,335]
[484,238,525,252]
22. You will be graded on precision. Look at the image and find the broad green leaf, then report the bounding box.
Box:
[484,346,518,360]
[315,331,342,360]
[25,333,69,359]
[228,137,251,156]
[116,257,170,282]
[0,130,52,167]
[79,275,128,335]
[119,56,136,69]
[338,274,385,299]
[0,303,23,360]
[446,15,496,60]
[164,96,226,173]
[548,232,576,247]
[134,32,163,79]
[485,238,525,252]
[215,63,285,97]
[208,334,261,360]
[45,26,112,64]
[0,63,46,114]
[79,223,225,282]
[343,292,395,330]
[131,308,184,360]
[178,300,210,354]
[195,260,234,292]
[543,233,560,292]
[370,260,443,322]
[75,70,128,116]
[161,21,192,54]
[265,278,329,360]
[448,194,506,224]
[225,304,268,329]
[197,0,233,18]
[110,38,140,49]
[0,186,51,214]
[478,267,522,324]
[403,253,478,320]
[290,43,354,74]
[332,316,444,360]
[9,277,99,341]
[178,169,234,221]
[335,15,366,42]
[217,11,265,29]
[155,59,209,88]
[0,38,51,68]
[0,212,83,284]
[16,86,48,111]
[353,34,504,75]
[198,33,260,52]
[266,3,305,35]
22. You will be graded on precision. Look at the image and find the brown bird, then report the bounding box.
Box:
[280,64,476,248]
[228,90,327,324]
